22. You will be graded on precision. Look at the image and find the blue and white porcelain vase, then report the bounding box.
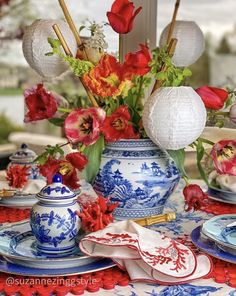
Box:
[8,143,40,180]
[93,139,180,220]
[30,174,81,255]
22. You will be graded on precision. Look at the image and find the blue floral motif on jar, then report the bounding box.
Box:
[93,139,180,220]
[30,174,81,255]
[30,209,78,248]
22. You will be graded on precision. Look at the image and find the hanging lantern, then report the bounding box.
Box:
[159,21,205,67]
[22,19,77,79]
[142,86,206,150]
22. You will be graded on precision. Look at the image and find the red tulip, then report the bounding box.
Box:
[183,184,208,211]
[24,84,58,122]
[39,152,88,190]
[123,44,151,78]
[64,107,106,146]
[101,105,139,142]
[107,0,142,34]
[211,140,236,175]
[195,85,228,110]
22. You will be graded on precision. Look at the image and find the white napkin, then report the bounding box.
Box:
[0,179,46,194]
[80,220,212,285]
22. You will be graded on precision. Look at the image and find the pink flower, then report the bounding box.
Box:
[211,140,236,175]
[64,107,106,146]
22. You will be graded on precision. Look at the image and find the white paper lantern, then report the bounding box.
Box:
[143,86,206,150]
[159,21,205,67]
[22,19,77,79]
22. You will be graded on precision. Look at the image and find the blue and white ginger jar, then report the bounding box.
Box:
[8,143,40,180]
[93,139,180,220]
[30,174,81,255]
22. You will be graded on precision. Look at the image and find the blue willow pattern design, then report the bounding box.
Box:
[94,159,179,209]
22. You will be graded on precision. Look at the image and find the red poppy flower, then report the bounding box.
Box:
[24,84,58,122]
[83,54,132,99]
[211,140,236,175]
[107,0,142,34]
[64,107,106,146]
[39,152,88,190]
[123,44,151,78]
[6,165,30,189]
[77,195,119,232]
[183,184,208,211]
[195,85,228,110]
[101,105,139,142]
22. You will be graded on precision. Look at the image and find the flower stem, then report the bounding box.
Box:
[183,176,189,185]
[207,111,230,117]
[119,34,123,63]
[59,142,70,148]
[198,137,215,146]
[58,107,73,113]
[134,76,144,109]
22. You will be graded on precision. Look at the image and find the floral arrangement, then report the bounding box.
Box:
[20,0,236,214]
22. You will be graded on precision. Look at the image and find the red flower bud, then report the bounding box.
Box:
[183,184,208,211]
[107,0,142,34]
[195,85,228,110]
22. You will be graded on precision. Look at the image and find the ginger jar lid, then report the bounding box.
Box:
[10,143,37,163]
[36,174,77,201]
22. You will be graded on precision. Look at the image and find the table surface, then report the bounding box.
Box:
[0,179,234,296]
[78,179,233,296]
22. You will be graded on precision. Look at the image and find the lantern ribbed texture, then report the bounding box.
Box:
[22,19,77,79]
[143,87,207,150]
[159,21,205,67]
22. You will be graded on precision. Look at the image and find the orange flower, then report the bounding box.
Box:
[83,54,132,98]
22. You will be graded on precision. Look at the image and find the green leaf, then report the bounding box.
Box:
[183,68,192,76]
[34,152,48,165]
[63,55,94,77]
[45,52,54,56]
[48,118,65,127]
[167,149,187,178]
[79,25,86,32]
[48,37,61,50]
[196,140,210,186]
[82,136,105,183]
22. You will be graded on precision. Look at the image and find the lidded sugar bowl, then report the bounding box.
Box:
[8,143,39,180]
[30,174,81,255]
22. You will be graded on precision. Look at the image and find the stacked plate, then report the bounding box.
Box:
[191,214,236,264]
[0,220,115,276]
[207,186,236,204]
